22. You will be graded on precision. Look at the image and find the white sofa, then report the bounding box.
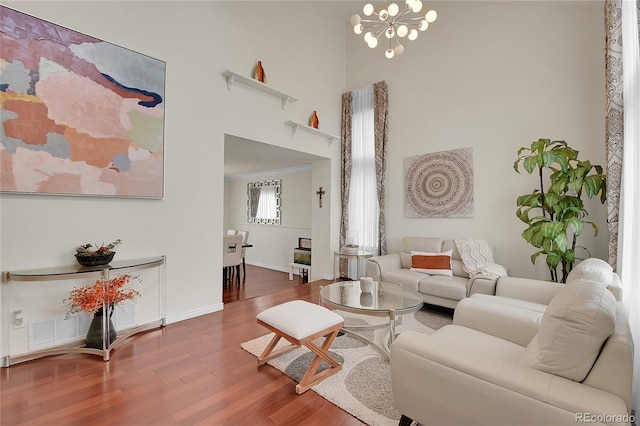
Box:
[366,237,507,308]
[390,258,633,426]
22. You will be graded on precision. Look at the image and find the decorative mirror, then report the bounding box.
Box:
[247,180,281,225]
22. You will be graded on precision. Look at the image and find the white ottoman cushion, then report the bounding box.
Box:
[257,300,343,340]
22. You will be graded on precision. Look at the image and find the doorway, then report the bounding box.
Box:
[223,134,332,301]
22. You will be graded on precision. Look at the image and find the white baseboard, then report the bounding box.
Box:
[165,303,224,325]
[247,261,333,281]
[246,260,288,273]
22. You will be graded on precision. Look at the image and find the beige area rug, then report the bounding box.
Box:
[241,305,453,426]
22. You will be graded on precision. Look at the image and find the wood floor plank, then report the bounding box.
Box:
[1,266,365,425]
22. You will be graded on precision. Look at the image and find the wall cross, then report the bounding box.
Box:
[316,187,326,208]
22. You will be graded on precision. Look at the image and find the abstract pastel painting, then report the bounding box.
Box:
[0,6,165,198]
[405,148,474,218]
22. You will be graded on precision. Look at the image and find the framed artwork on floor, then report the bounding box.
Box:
[0,6,166,198]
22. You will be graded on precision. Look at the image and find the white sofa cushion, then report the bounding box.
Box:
[471,294,547,313]
[521,278,617,382]
[419,275,469,301]
[381,269,423,292]
[455,297,543,346]
[566,257,613,285]
[410,250,453,276]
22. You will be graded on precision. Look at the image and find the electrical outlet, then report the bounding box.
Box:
[12,310,24,329]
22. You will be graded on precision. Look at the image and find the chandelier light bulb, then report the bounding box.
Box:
[425,9,437,23]
[405,0,415,7]
[394,44,405,55]
[350,14,362,26]
[367,36,378,48]
[397,24,409,37]
[385,48,395,59]
[354,24,363,34]
[411,0,423,13]
[388,3,399,16]
[379,9,389,20]
[363,3,374,16]
[385,27,395,38]
[408,29,419,40]
[364,32,372,42]
[419,20,428,31]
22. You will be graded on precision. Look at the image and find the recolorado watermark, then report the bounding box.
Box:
[575,413,635,424]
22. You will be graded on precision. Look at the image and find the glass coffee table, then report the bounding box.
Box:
[319,281,423,358]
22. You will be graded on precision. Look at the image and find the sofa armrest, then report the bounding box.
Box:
[366,254,401,281]
[391,330,630,426]
[453,297,542,346]
[468,275,498,296]
[496,276,564,305]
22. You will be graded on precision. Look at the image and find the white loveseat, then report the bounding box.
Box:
[390,258,633,426]
[366,237,507,308]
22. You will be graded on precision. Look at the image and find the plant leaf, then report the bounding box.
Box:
[541,221,564,238]
[566,217,584,236]
[523,156,538,174]
[546,252,561,269]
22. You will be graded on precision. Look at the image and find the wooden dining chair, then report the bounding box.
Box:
[236,230,250,277]
[223,235,243,286]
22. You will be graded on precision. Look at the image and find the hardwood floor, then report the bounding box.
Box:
[223,264,308,304]
[1,266,365,425]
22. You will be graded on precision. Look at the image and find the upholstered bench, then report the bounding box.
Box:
[256,300,344,394]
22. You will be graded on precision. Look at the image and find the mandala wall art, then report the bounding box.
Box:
[404,148,473,218]
[0,7,166,198]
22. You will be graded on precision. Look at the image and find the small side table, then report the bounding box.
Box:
[333,250,373,281]
[289,262,310,282]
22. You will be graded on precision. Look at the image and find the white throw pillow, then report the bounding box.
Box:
[566,258,613,285]
[521,278,616,382]
[410,250,453,276]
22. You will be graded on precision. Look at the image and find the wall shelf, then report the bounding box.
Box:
[284,121,339,144]
[222,69,298,109]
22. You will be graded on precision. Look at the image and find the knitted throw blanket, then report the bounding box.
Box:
[454,239,508,279]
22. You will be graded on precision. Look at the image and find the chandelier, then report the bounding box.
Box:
[350,0,437,59]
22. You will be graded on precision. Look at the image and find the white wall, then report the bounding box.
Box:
[0,0,346,340]
[345,1,607,279]
[0,0,609,354]
[224,166,312,272]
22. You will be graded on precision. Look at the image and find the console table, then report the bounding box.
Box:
[1,256,166,367]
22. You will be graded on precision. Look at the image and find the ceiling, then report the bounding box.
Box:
[224,134,325,178]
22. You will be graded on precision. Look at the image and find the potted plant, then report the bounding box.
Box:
[75,239,122,266]
[64,274,141,348]
[514,139,606,282]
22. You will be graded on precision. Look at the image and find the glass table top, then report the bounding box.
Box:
[5,256,165,280]
[320,281,423,314]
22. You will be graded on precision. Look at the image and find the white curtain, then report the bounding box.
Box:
[618,0,640,413]
[348,85,379,255]
[256,186,277,219]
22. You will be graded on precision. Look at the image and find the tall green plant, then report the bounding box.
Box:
[514,139,606,282]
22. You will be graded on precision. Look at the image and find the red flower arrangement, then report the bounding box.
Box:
[65,274,141,317]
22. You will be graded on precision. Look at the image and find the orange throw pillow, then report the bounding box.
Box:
[410,250,453,276]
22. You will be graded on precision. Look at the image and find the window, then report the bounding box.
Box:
[348,86,379,254]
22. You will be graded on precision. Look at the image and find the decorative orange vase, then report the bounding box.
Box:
[310,111,319,129]
[255,61,266,83]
